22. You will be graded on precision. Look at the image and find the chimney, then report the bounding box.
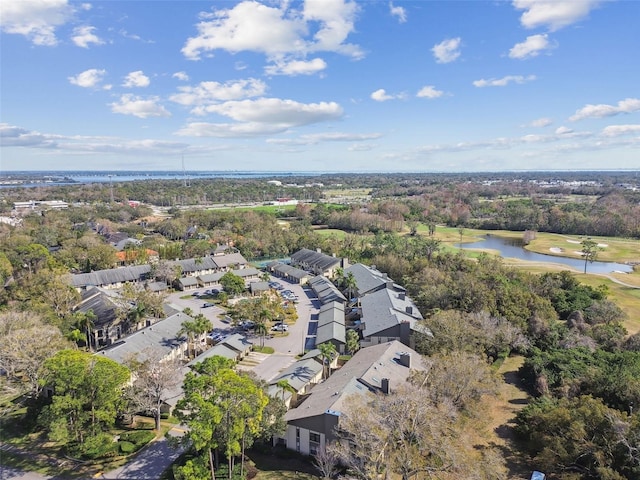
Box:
[405,306,413,314]
[317,248,322,253]
[381,378,390,394]
[398,352,411,368]
[399,292,405,301]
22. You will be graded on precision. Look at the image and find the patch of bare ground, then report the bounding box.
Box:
[472,355,533,479]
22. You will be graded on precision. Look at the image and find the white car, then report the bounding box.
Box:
[271,323,288,332]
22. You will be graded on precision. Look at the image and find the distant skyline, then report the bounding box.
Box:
[1,0,639,172]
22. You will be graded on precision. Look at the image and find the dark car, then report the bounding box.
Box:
[203,302,215,308]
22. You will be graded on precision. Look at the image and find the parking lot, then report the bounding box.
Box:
[165,275,319,382]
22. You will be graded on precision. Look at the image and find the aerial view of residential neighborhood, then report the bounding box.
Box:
[1,1,640,480]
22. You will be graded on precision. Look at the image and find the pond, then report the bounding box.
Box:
[460,234,633,274]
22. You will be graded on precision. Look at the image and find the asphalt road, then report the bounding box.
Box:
[100,428,185,480]
[166,276,319,383]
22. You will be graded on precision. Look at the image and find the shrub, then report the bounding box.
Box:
[80,433,118,459]
[119,430,155,447]
[119,441,135,454]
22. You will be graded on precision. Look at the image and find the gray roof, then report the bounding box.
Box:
[234,267,260,278]
[178,276,199,287]
[285,340,426,422]
[316,321,346,346]
[318,302,345,327]
[269,358,324,393]
[212,252,248,269]
[75,287,120,328]
[269,262,310,280]
[187,344,239,365]
[146,281,169,292]
[291,248,341,272]
[198,272,224,283]
[172,256,218,274]
[360,288,423,337]
[250,281,270,293]
[308,276,346,304]
[221,333,252,354]
[71,265,151,288]
[114,238,142,251]
[98,311,192,364]
[344,263,390,296]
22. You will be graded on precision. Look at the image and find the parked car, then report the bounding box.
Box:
[203,302,215,308]
[240,320,255,330]
[191,291,201,296]
[271,323,288,332]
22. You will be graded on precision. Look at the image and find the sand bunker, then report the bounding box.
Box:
[549,247,563,253]
[598,243,608,248]
[566,240,580,244]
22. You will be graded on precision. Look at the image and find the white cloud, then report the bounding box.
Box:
[267,131,381,146]
[170,78,267,108]
[348,143,376,151]
[110,94,170,118]
[176,122,291,138]
[122,71,151,88]
[416,85,444,99]
[371,89,405,102]
[389,2,407,23]
[71,25,103,48]
[601,124,640,137]
[182,0,362,61]
[175,98,343,137]
[302,0,362,57]
[509,34,552,59]
[555,126,573,135]
[265,57,327,76]
[570,98,640,121]
[0,123,191,155]
[204,98,343,125]
[528,117,553,127]
[0,0,74,46]
[432,37,461,64]
[172,71,189,81]
[68,68,109,89]
[513,0,601,31]
[0,123,54,147]
[473,75,536,87]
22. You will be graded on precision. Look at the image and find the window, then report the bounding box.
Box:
[296,428,300,439]
[310,432,321,443]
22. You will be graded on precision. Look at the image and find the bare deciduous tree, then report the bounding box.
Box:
[125,350,183,430]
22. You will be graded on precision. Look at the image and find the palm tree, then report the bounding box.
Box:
[178,319,200,358]
[254,321,268,348]
[75,310,97,352]
[193,314,213,354]
[276,379,296,405]
[333,267,345,288]
[343,272,358,304]
[345,329,360,356]
[318,342,337,380]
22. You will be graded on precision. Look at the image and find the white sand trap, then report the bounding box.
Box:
[566,240,580,244]
[549,247,563,253]
[574,251,584,256]
[598,243,608,248]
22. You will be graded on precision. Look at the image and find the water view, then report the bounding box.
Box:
[461,235,633,274]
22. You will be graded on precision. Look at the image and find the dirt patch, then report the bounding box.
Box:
[475,356,532,478]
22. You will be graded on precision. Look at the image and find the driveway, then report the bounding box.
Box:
[100,428,185,480]
[167,277,319,382]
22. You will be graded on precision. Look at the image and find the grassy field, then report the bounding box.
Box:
[523,232,640,263]
[473,355,532,478]
[314,228,348,239]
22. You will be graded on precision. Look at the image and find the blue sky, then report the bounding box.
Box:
[1,0,639,172]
